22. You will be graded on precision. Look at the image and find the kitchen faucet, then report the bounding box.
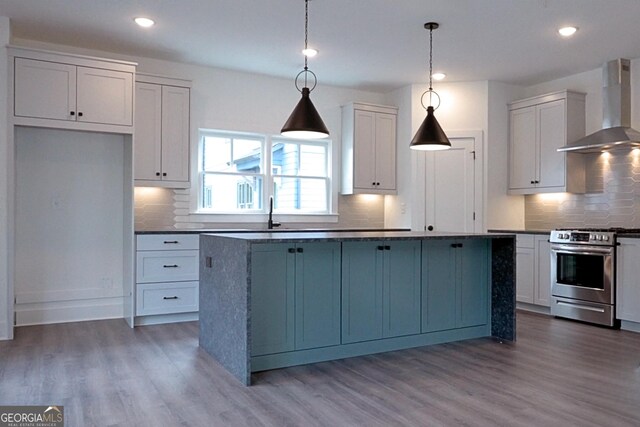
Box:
[267,197,281,229]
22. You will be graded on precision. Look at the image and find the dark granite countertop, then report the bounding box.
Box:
[136,227,411,235]
[202,231,515,243]
[488,229,551,235]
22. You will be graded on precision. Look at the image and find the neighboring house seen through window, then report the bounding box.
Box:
[199,130,331,214]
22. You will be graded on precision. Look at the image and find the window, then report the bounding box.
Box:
[199,130,331,214]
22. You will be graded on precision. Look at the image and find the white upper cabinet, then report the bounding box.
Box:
[342,102,398,195]
[12,49,135,133]
[508,90,586,194]
[134,74,191,188]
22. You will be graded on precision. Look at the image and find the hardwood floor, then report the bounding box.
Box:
[1,311,639,426]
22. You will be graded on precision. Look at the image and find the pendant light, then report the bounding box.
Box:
[281,0,329,139]
[410,22,451,151]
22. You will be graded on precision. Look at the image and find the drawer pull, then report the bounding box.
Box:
[163,264,179,268]
[163,296,179,300]
[163,240,179,244]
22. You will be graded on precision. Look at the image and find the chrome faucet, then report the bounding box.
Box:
[267,197,281,229]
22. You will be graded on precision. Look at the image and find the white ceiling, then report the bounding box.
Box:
[2,0,640,92]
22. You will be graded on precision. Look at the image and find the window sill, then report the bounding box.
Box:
[188,212,339,224]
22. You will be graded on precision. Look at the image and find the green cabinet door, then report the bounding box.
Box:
[457,239,489,328]
[251,243,295,356]
[342,241,384,344]
[383,240,421,338]
[422,240,457,332]
[295,242,341,350]
[422,239,490,333]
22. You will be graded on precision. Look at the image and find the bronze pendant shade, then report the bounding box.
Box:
[410,22,450,151]
[410,106,450,150]
[281,87,329,139]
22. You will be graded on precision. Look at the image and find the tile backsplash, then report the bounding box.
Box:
[134,187,385,230]
[525,150,640,229]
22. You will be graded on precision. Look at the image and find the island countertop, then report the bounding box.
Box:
[202,230,515,243]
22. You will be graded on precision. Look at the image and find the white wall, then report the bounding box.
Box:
[0,17,11,339]
[14,128,126,325]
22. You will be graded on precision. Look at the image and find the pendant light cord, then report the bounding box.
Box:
[428,25,433,91]
[304,0,309,87]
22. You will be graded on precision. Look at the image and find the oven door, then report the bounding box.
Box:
[550,244,614,305]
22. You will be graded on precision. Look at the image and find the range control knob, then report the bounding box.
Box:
[603,235,610,241]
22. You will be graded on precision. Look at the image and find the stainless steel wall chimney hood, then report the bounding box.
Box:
[558,59,640,153]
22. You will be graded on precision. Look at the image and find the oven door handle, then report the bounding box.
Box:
[556,301,606,313]
[551,245,613,255]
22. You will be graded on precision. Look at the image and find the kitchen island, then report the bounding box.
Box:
[199,231,515,385]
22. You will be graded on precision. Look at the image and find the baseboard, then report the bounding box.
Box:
[134,312,198,326]
[15,297,124,326]
[516,302,551,315]
[621,320,640,333]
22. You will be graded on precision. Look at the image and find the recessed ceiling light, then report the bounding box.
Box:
[134,17,155,28]
[431,73,446,81]
[302,48,318,57]
[558,26,578,37]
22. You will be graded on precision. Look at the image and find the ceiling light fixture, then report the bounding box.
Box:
[281,0,329,139]
[431,72,446,81]
[410,22,451,151]
[558,26,578,37]
[302,48,318,57]
[134,17,155,28]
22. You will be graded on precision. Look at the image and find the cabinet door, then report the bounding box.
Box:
[617,239,640,322]
[295,242,341,350]
[457,239,489,328]
[516,246,535,304]
[509,106,537,190]
[342,241,383,343]
[374,112,396,191]
[161,86,190,182]
[251,244,295,356]
[352,110,376,189]
[134,82,162,181]
[422,240,456,332]
[534,236,551,307]
[77,66,133,126]
[383,240,421,338]
[537,100,566,189]
[14,58,77,121]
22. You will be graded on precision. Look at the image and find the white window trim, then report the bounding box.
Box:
[189,129,338,224]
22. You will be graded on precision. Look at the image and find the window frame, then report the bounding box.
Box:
[194,129,336,221]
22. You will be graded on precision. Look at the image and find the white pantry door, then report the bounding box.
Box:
[424,135,480,232]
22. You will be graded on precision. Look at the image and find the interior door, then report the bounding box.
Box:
[425,136,477,232]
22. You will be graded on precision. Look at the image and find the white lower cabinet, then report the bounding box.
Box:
[616,238,640,323]
[135,234,199,322]
[516,234,551,307]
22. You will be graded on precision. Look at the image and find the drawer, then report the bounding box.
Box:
[136,281,199,316]
[136,250,199,283]
[516,234,535,249]
[137,234,199,251]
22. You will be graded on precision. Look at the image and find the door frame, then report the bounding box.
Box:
[411,130,485,233]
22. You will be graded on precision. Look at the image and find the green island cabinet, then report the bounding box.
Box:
[341,240,421,343]
[422,239,490,332]
[251,242,341,356]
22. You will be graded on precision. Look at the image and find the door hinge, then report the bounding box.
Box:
[471,150,477,160]
[424,225,427,231]
[473,212,476,220]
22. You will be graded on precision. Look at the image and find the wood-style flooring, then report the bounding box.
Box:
[1,311,639,426]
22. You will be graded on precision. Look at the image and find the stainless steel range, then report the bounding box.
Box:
[549,228,628,327]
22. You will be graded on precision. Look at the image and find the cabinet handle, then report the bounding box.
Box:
[384,245,390,250]
[288,248,295,253]
[163,172,167,177]
[377,245,384,251]
[163,296,179,300]
[156,172,161,176]
[78,112,83,117]
[530,180,535,184]
[451,243,463,248]
[372,182,376,186]
[376,182,381,186]
[427,225,434,231]
[69,111,75,116]
[296,247,303,253]
[458,243,464,248]
[163,264,179,268]
[163,240,179,244]
[535,180,540,184]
